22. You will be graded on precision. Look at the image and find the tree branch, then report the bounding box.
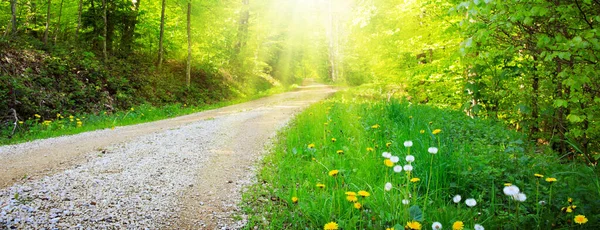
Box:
[574,0,594,30]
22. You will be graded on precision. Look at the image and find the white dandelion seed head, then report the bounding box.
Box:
[404,140,413,147]
[513,192,527,202]
[384,182,392,191]
[382,152,392,158]
[393,165,403,173]
[466,198,477,207]
[402,199,410,205]
[503,185,520,196]
[539,200,546,206]
[428,147,439,154]
[453,195,462,203]
[474,224,484,230]
[432,222,442,229]
[390,156,400,163]
[405,155,415,163]
[403,164,413,172]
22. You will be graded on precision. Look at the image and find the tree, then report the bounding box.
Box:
[186,0,191,87]
[10,0,17,35]
[53,0,64,44]
[43,0,51,45]
[102,0,108,62]
[157,0,166,68]
[120,0,142,54]
[76,0,82,39]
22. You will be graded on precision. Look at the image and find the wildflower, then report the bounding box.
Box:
[432,222,442,229]
[406,155,415,163]
[504,183,512,186]
[452,221,464,230]
[367,147,374,152]
[574,215,588,224]
[43,120,52,126]
[404,141,413,147]
[346,195,358,202]
[18,121,24,125]
[328,170,339,177]
[428,147,438,154]
[331,138,336,142]
[474,224,484,230]
[291,197,298,203]
[34,114,41,118]
[545,177,557,183]
[410,178,421,183]
[130,107,135,111]
[402,199,410,205]
[513,193,527,202]
[382,152,392,158]
[534,173,544,178]
[390,156,400,163]
[432,129,442,135]
[386,142,392,148]
[358,190,370,197]
[324,221,338,230]
[312,157,316,161]
[383,159,394,167]
[336,150,344,155]
[76,121,83,127]
[385,182,392,191]
[69,115,74,119]
[403,165,413,172]
[503,185,520,196]
[345,191,357,196]
[371,124,380,129]
[386,228,394,230]
[405,221,422,230]
[308,143,315,149]
[562,206,573,213]
[354,202,362,209]
[539,200,546,206]
[465,198,477,207]
[568,197,573,203]
[316,183,325,188]
[453,195,462,203]
[393,165,403,173]
[420,130,425,134]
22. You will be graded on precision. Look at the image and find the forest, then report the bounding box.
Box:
[0,0,599,229]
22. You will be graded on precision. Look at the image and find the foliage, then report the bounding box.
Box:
[242,87,600,229]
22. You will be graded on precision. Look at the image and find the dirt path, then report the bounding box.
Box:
[0,82,335,229]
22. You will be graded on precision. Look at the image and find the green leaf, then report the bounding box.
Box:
[409,205,423,221]
[567,114,585,123]
[553,99,568,108]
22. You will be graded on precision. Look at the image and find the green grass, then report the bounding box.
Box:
[0,87,287,146]
[242,87,600,229]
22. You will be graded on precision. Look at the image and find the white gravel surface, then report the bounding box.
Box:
[0,84,335,229]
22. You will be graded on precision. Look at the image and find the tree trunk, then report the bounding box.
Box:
[53,0,64,44]
[157,0,166,68]
[43,0,51,45]
[120,0,142,55]
[530,57,540,135]
[186,1,191,87]
[234,0,249,56]
[76,0,82,39]
[102,0,108,62]
[555,60,567,155]
[10,0,17,34]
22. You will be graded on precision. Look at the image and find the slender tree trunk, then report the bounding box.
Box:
[186,1,191,87]
[157,0,166,68]
[10,0,17,34]
[555,60,567,154]
[53,0,64,44]
[120,0,141,54]
[43,0,51,45]
[76,0,82,39]
[234,0,249,56]
[103,0,108,62]
[530,57,540,135]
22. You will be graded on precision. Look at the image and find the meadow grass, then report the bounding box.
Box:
[242,87,599,229]
[0,87,287,146]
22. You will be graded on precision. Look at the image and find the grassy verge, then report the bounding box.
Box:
[241,86,599,229]
[0,86,288,146]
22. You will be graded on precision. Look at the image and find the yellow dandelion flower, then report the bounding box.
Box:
[331,138,336,142]
[574,215,588,224]
[336,150,344,155]
[568,197,573,203]
[56,113,61,118]
[386,142,392,148]
[312,157,316,161]
[357,190,370,197]
[432,129,442,135]
[308,143,315,149]
[406,221,422,230]
[346,195,358,202]
[328,170,339,177]
[43,120,52,126]
[452,221,464,230]
[410,178,421,183]
[18,121,24,125]
[345,191,357,196]
[371,124,380,129]
[409,116,413,119]
[34,114,41,118]
[291,197,298,203]
[324,221,338,230]
[534,173,544,178]
[545,177,557,183]
[76,121,83,127]
[316,183,325,189]
[130,108,135,111]
[504,183,512,186]
[386,228,394,230]
[366,147,374,152]
[353,202,361,209]
[384,159,394,167]
[69,115,74,119]
[420,130,425,134]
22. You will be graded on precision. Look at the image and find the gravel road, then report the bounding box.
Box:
[0,83,335,229]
